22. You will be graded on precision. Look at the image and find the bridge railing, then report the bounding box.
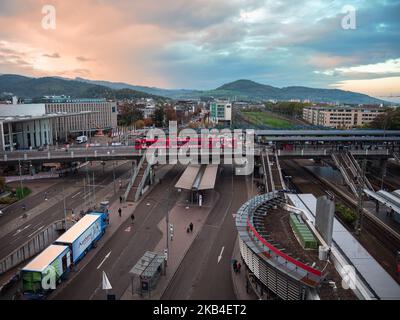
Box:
[0,220,66,276]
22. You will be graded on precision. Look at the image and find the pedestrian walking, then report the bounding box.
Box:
[189,222,193,233]
[232,259,238,273]
[327,247,332,260]
[119,196,123,204]
[237,262,241,273]
[131,213,135,224]
[118,208,122,218]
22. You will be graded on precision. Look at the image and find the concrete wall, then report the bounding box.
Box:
[315,196,335,246]
[0,104,46,117]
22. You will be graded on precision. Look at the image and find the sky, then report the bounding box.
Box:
[0,0,399,98]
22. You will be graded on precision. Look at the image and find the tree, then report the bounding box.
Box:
[152,107,164,128]
[135,120,145,129]
[118,104,144,126]
[165,106,177,122]
[144,118,153,127]
[0,176,6,193]
[370,109,400,130]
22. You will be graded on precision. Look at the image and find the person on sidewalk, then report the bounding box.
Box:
[118,208,122,218]
[189,222,194,233]
[131,213,135,224]
[232,259,238,273]
[119,196,123,204]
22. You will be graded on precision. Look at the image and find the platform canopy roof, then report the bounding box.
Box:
[198,165,218,190]
[175,164,218,191]
[175,165,201,190]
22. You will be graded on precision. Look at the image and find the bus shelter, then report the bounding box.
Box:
[129,251,165,297]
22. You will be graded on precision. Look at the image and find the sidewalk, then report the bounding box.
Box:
[2,164,174,300]
[228,174,259,300]
[230,237,258,300]
[121,190,219,300]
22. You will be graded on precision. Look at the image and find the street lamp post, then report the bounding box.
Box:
[112,160,116,195]
[18,159,24,198]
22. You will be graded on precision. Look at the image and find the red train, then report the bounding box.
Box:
[134,137,237,150]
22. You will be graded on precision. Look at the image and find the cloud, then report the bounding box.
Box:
[0,0,399,94]
[43,53,60,58]
[315,58,400,80]
[76,56,93,62]
[331,76,400,97]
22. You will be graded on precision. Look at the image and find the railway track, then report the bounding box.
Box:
[280,159,400,283]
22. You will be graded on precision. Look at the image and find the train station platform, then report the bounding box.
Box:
[287,193,400,300]
[364,189,400,224]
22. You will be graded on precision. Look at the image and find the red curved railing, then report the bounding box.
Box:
[247,218,322,277]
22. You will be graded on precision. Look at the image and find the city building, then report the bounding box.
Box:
[0,96,117,151]
[209,100,232,125]
[43,96,117,137]
[303,105,385,129]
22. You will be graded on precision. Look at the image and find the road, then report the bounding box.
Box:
[162,166,248,299]
[0,160,133,260]
[52,165,185,299]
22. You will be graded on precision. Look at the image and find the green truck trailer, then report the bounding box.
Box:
[21,244,71,296]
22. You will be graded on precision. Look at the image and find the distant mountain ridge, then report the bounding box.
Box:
[209,79,385,104]
[0,74,387,104]
[0,74,165,101]
[77,78,386,104]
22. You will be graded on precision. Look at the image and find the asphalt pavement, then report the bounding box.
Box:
[52,164,185,300]
[0,160,133,259]
[162,166,249,300]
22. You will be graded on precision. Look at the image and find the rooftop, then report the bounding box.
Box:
[262,206,356,300]
[22,245,69,272]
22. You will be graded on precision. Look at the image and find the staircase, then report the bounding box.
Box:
[331,151,374,197]
[261,150,286,194]
[394,152,400,164]
[126,159,148,202]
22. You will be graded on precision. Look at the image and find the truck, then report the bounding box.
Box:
[21,244,71,297]
[54,212,109,264]
[76,135,88,144]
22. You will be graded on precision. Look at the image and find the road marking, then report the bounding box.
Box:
[97,251,112,270]
[72,191,81,199]
[217,246,225,264]
[12,229,22,237]
[12,224,31,237]
[28,225,44,238]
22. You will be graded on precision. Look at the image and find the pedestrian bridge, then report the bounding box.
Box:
[0,146,395,164]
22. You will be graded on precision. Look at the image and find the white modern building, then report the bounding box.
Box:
[0,100,100,151]
[0,103,57,151]
[209,100,232,125]
[44,97,117,137]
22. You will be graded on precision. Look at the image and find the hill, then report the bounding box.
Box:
[206,80,385,104]
[0,74,165,101]
[0,75,387,104]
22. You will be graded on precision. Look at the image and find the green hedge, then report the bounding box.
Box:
[335,203,358,225]
[0,195,18,205]
[16,187,31,200]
